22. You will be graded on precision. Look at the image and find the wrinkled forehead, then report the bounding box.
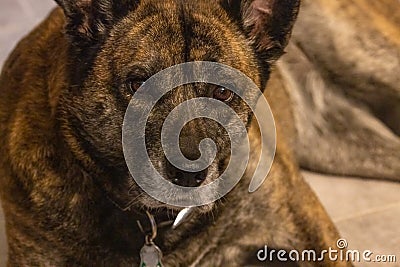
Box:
[103,0,259,80]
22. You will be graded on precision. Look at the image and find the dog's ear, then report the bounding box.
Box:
[221,0,300,62]
[55,0,139,46]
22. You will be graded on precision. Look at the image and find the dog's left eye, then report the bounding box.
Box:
[213,87,234,102]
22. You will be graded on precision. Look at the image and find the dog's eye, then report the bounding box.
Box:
[213,87,234,102]
[126,79,144,93]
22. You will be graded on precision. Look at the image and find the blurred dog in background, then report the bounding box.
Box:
[276,0,400,180]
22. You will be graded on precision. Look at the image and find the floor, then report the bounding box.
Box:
[0,1,399,266]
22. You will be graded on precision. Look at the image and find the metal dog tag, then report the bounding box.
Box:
[137,211,164,267]
[140,243,164,267]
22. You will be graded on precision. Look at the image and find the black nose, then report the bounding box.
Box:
[165,160,208,187]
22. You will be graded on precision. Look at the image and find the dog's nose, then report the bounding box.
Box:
[165,160,208,187]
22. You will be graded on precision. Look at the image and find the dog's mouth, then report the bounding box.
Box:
[124,174,216,216]
[103,156,223,226]
[125,156,222,203]
[133,196,215,216]
[108,156,223,231]
[133,203,214,233]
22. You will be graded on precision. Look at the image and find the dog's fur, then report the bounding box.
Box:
[277,0,400,180]
[0,0,357,266]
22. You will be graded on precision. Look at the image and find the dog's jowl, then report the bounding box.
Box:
[0,0,352,266]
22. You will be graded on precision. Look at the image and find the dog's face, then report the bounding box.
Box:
[57,0,299,211]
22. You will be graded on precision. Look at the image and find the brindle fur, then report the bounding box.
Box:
[0,0,352,266]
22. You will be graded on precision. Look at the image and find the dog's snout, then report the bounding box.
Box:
[166,160,208,187]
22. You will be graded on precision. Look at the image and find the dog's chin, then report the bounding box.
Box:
[127,162,222,215]
[126,161,222,217]
[134,194,215,216]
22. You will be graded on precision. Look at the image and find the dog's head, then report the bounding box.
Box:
[56,0,300,212]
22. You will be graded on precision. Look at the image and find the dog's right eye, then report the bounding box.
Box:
[213,87,234,102]
[126,79,144,93]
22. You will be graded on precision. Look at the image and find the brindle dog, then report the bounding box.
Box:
[0,0,352,266]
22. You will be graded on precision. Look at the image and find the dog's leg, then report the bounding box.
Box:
[273,0,400,181]
[291,0,400,135]
[185,126,353,267]
[193,164,354,266]
[277,42,400,181]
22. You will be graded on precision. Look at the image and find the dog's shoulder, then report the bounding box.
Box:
[0,7,68,188]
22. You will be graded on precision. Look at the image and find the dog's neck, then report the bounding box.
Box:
[135,210,175,234]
